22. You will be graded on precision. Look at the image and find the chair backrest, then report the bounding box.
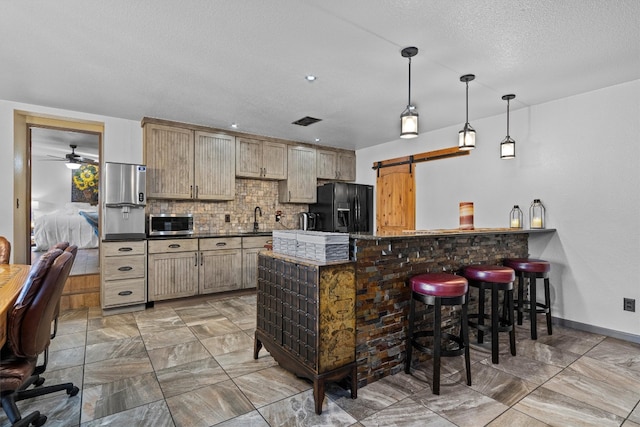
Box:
[0,236,10,264]
[6,249,74,358]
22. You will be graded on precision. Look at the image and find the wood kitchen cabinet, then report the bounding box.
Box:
[255,252,357,414]
[147,237,242,301]
[101,240,147,311]
[317,148,356,181]
[144,122,235,200]
[241,235,272,288]
[236,137,287,180]
[278,145,317,203]
[147,239,199,301]
[199,237,242,294]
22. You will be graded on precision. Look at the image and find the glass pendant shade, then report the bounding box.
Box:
[458,74,476,150]
[401,106,418,138]
[500,94,516,159]
[459,123,475,150]
[500,136,515,159]
[66,162,81,170]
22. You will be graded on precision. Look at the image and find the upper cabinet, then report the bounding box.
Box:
[195,131,235,200]
[144,124,194,199]
[317,148,356,181]
[236,137,287,180]
[144,122,235,200]
[279,145,317,203]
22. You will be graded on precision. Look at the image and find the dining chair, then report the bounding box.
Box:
[0,248,79,426]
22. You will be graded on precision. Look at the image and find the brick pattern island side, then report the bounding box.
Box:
[349,229,550,388]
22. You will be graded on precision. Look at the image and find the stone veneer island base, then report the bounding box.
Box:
[350,228,555,388]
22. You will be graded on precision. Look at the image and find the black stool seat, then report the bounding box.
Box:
[463,264,516,364]
[405,273,471,395]
[504,258,552,339]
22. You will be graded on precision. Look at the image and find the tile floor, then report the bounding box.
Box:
[2,291,640,427]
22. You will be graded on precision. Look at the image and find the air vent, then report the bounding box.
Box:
[292,116,322,127]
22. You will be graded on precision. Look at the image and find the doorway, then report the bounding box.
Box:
[13,111,104,264]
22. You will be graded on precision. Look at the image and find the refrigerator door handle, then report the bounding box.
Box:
[354,194,360,231]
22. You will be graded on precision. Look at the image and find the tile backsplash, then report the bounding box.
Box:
[147,179,308,233]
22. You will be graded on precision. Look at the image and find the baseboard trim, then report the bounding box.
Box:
[553,317,640,344]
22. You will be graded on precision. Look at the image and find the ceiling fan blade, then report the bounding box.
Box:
[43,155,66,161]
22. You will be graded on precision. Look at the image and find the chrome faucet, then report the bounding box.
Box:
[253,206,262,232]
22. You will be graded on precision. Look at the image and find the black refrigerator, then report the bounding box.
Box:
[309,182,373,233]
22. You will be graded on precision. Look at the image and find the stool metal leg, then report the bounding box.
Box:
[529,273,538,340]
[507,287,516,356]
[516,272,524,325]
[461,300,472,386]
[544,276,553,335]
[477,285,485,344]
[491,285,499,364]
[433,298,442,395]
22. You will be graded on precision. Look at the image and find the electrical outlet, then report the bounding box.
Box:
[225,214,230,223]
[624,298,635,312]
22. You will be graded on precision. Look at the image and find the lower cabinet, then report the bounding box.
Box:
[147,237,242,301]
[241,235,272,289]
[101,240,147,310]
[199,238,242,294]
[254,252,357,415]
[147,239,199,301]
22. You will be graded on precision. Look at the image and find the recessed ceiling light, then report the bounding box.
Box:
[305,75,317,82]
[231,123,238,129]
[314,138,321,142]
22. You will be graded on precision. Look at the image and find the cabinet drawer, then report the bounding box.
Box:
[102,241,146,256]
[103,255,146,280]
[199,237,241,251]
[103,278,146,307]
[148,238,198,253]
[243,235,273,249]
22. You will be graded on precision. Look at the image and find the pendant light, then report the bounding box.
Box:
[400,46,418,139]
[500,94,516,159]
[458,74,476,150]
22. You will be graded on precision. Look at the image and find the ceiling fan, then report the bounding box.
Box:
[45,144,98,169]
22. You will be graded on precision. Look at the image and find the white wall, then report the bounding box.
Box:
[31,158,74,215]
[0,100,143,246]
[356,80,640,337]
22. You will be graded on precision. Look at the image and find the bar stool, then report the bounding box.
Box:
[503,258,552,340]
[405,273,471,395]
[463,265,516,364]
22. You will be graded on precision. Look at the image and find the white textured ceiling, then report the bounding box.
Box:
[2,1,639,150]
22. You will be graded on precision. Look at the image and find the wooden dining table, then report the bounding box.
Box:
[0,264,31,348]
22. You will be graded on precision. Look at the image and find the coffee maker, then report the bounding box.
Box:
[299,212,317,231]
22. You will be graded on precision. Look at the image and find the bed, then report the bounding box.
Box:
[33,205,99,251]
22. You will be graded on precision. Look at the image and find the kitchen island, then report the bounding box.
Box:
[349,228,555,387]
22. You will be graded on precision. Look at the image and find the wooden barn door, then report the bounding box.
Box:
[375,164,415,235]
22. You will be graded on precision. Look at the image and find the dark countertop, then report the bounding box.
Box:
[103,231,274,243]
[350,227,556,240]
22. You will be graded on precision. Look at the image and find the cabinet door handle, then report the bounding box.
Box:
[118,290,133,296]
[216,242,227,247]
[190,185,193,199]
[200,252,204,266]
[168,244,181,249]
[118,247,133,252]
[195,185,199,199]
[195,253,198,266]
[118,266,133,271]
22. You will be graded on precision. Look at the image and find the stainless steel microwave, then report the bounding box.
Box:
[148,214,194,236]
